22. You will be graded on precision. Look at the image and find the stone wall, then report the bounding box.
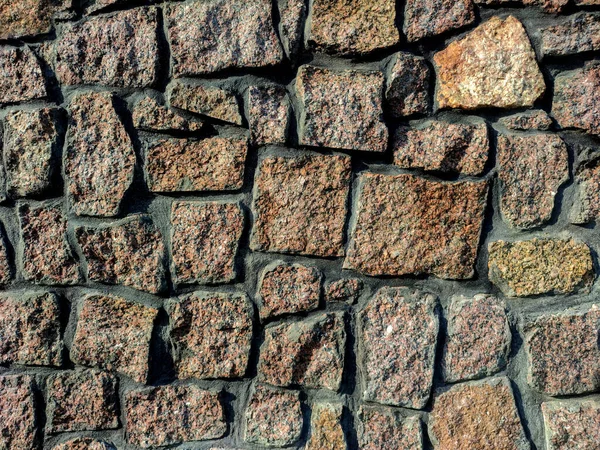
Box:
[0,0,599,449]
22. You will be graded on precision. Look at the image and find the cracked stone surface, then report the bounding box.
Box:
[132,96,204,133]
[386,52,432,117]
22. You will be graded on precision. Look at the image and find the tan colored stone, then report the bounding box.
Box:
[306,403,346,450]
[542,399,600,450]
[169,82,242,125]
[0,0,71,39]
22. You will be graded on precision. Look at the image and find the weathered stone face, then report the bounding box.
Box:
[125,385,226,448]
[386,53,432,117]
[70,295,157,383]
[309,0,399,55]
[434,16,545,110]
[166,291,253,380]
[542,399,600,450]
[279,0,306,58]
[306,403,346,450]
[442,295,510,383]
[0,292,63,367]
[52,437,116,450]
[258,312,346,391]
[540,14,600,57]
[404,0,476,42]
[251,153,351,257]
[0,230,10,286]
[0,375,37,450]
[474,0,568,13]
[499,110,553,131]
[65,92,135,217]
[247,85,290,146]
[392,120,489,175]
[169,82,242,125]
[244,384,302,447]
[497,133,569,229]
[360,287,439,409]
[325,278,363,304]
[0,0,71,39]
[345,173,488,279]
[0,46,47,105]
[488,238,594,297]
[145,137,247,193]
[45,369,119,433]
[166,0,283,76]
[524,305,600,396]
[297,65,388,152]
[571,161,600,224]
[357,406,423,450]
[429,377,529,450]
[132,96,204,133]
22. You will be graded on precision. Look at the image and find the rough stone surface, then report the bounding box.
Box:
[0,0,70,39]
[357,406,423,450]
[359,287,439,409]
[499,110,553,131]
[0,375,37,450]
[19,203,80,285]
[125,385,226,448]
[3,108,59,198]
[442,295,510,383]
[0,46,47,105]
[297,65,388,152]
[76,216,166,294]
[54,7,159,88]
[70,294,158,383]
[306,403,346,450]
[325,278,363,304]
[0,292,63,367]
[258,312,346,391]
[541,14,600,57]
[132,96,204,133]
[474,0,569,12]
[166,291,253,380]
[488,238,594,297]
[257,262,322,320]
[52,437,116,450]
[571,161,600,224]
[244,384,302,447]
[552,64,600,136]
[393,120,489,175]
[542,399,600,450]
[84,0,121,13]
[248,85,290,146]
[434,16,545,110]
[251,153,351,257]
[429,377,529,450]
[45,369,119,433]
[524,305,600,396]
[404,0,476,42]
[166,0,283,76]
[386,53,432,117]
[169,83,242,125]
[0,231,10,285]
[171,201,244,285]
[279,0,306,58]
[345,173,488,279]
[145,137,247,193]
[309,0,399,55]
[65,91,135,217]
[497,133,569,229]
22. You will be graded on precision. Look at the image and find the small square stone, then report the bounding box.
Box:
[248,85,290,146]
[386,52,432,117]
[306,403,346,450]
[132,95,204,133]
[325,278,363,304]
[357,406,423,450]
[169,82,242,125]
[0,46,47,105]
[542,399,600,450]
[0,375,38,450]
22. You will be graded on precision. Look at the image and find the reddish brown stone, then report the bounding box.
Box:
[76,216,166,294]
[345,173,488,279]
[125,384,226,448]
[0,0,71,39]
[488,238,594,297]
[524,305,600,395]
[19,202,81,285]
[244,384,302,447]
[404,0,476,42]
[258,312,346,391]
[169,82,242,125]
[429,377,529,450]
[360,287,439,409]
[46,369,119,433]
[297,65,388,152]
[434,16,545,110]
[248,85,290,146]
[497,133,569,229]
[542,399,600,450]
[171,201,244,285]
[257,262,322,320]
[166,291,253,380]
[357,406,423,450]
[575,0,600,4]
[499,110,553,131]
[0,46,47,105]
[442,295,510,383]
[386,53,432,117]
[145,137,247,193]
[251,153,351,257]
[279,0,306,58]
[540,14,600,57]
[552,64,600,136]
[309,0,400,55]
[71,294,158,383]
[132,96,204,133]
[325,278,363,304]
[52,437,116,450]
[306,403,346,450]
[166,0,283,76]
[571,160,600,224]
[0,375,37,450]
[3,107,59,198]
[54,7,159,88]
[0,292,63,367]
[65,92,135,217]
[0,229,11,285]
[393,120,489,175]
[474,0,568,12]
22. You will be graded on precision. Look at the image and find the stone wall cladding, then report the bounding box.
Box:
[1,1,600,449]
